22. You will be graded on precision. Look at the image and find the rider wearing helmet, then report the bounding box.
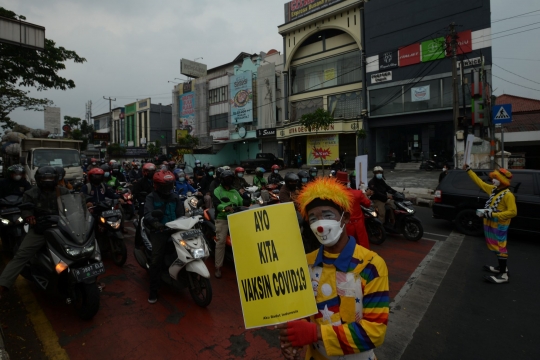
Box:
[173,169,197,196]
[111,163,127,183]
[279,172,300,204]
[0,167,72,298]
[0,164,31,198]
[211,170,243,279]
[54,166,73,190]
[268,164,283,185]
[232,167,249,191]
[132,163,156,216]
[129,162,142,182]
[308,167,318,182]
[82,167,122,208]
[330,158,343,172]
[101,164,122,190]
[253,167,268,190]
[297,170,309,189]
[143,170,185,304]
[167,161,176,172]
[194,159,202,170]
[208,167,223,198]
[87,158,99,171]
[367,166,397,225]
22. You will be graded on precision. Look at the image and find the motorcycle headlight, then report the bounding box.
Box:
[126,194,132,200]
[258,198,264,205]
[100,217,106,224]
[107,220,121,229]
[189,197,198,208]
[1,218,9,225]
[82,244,95,254]
[370,211,377,217]
[407,209,414,214]
[17,217,24,223]
[191,248,205,259]
[64,246,82,257]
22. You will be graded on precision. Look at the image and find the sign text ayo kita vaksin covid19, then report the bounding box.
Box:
[239,210,308,302]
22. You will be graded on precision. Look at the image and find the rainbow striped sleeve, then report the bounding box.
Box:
[320,255,389,356]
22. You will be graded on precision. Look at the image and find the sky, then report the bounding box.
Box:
[4,0,540,129]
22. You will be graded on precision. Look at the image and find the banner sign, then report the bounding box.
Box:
[398,43,421,67]
[306,134,339,166]
[379,50,398,70]
[411,85,430,102]
[256,128,276,138]
[180,58,207,78]
[175,129,188,143]
[229,71,253,125]
[285,0,346,23]
[421,37,446,62]
[179,92,195,135]
[371,71,392,84]
[228,203,317,329]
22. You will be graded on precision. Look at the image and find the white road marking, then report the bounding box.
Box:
[423,231,449,237]
[422,237,443,242]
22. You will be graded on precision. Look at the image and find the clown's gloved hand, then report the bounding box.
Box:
[484,209,493,218]
[286,321,318,347]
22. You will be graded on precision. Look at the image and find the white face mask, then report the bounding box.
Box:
[13,175,22,181]
[310,212,345,247]
[274,170,278,174]
[492,178,501,187]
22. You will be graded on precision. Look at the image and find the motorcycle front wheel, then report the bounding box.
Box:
[187,272,212,307]
[403,218,424,241]
[366,221,386,245]
[73,282,100,320]
[111,237,127,266]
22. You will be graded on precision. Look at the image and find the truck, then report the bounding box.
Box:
[240,153,284,173]
[2,138,84,184]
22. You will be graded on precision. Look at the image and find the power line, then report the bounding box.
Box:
[490,25,540,41]
[491,72,540,92]
[492,9,540,23]
[492,63,540,85]
[493,56,540,62]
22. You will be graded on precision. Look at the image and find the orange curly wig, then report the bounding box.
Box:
[296,177,354,219]
[489,168,512,188]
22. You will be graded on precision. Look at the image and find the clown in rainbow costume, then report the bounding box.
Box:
[277,177,389,360]
[465,165,517,284]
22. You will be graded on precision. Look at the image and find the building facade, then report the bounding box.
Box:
[124,98,172,147]
[364,0,492,165]
[44,106,61,135]
[278,0,363,169]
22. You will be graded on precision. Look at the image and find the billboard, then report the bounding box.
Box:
[398,43,421,67]
[180,59,207,78]
[179,92,195,135]
[306,134,339,166]
[229,71,253,125]
[285,0,346,22]
[421,37,446,62]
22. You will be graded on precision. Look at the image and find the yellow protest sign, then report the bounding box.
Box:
[228,202,317,329]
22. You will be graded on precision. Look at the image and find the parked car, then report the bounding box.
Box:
[240,153,284,173]
[432,169,540,236]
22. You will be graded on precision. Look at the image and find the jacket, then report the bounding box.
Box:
[21,186,70,219]
[367,177,396,203]
[0,178,32,199]
[212,185,243,220]
[232,176,249,191]
[175,181,196,196]
[128,169,142,182]
[82,183,119,204]
[253,176,268,189]
[144,191,184,225]
[267,173,283,185]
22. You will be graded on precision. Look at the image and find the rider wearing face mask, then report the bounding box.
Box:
[297,170,310,190]
[367,166,397,225]
[463,164,517,284]
[173,169,197,196]
[268,165,284,185]
[54,166,73,190]
[308,167,318,182]
[0,165,32,199]
[276,177,389,359]
[279,172,300,205]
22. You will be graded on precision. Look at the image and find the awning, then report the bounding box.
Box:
[213,138,258,144]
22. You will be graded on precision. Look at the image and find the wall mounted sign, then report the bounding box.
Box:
[411,85,430,102]
[256,128,276,138]
[398,43,421,67]
[371,71,392,84]
[285,0,346,22]
[421,38,446,62]
[180,58,207,78]
[379,50,398,70]
[230,71,254,125]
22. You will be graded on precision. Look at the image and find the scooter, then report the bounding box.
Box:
[90,199,127,266]
[382,191,423,241]
[18,194,103,320]
[117,185,135,220]
[132,209,212,307]
[362,205,386,245]
[0,195,28,254]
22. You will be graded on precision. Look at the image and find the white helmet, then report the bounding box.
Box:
[373,166,384,173]
[222,165,231,171]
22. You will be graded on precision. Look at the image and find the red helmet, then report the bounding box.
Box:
[271,164,280,171]
[153,170,175,195]
[235,167,245,174]
[142,163,157,178]
[88,167,104,185]
[90,158,98,165]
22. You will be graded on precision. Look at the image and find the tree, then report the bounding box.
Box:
[299,108,335,175]
[147,140,162,157]
[177,134,199,153]
[63,116,93,150]
[0,7,86,128]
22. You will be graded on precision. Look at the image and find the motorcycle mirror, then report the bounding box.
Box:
[151,210,164,219]
[221,197,231,202]
[18,202,34,210]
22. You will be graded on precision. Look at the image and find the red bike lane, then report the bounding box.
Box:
[28,223,435,359]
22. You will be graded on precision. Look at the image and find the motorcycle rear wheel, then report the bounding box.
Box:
[403,218,423,241]
[73,282,100,320]
[367,221,386,245]
[111,238,127,266]
[187,272,212,307]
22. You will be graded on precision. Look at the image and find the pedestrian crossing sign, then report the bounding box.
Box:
[492,104,512,124]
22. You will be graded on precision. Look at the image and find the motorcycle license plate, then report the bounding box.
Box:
[72,262,105,282]
[102,209,121,217]
[180,229,202,240]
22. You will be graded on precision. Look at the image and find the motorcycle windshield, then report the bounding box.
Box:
[0,195,23,206]
[57,194,92,244]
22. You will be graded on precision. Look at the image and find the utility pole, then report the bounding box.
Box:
[450,23,459,168]
[103,96,115,159]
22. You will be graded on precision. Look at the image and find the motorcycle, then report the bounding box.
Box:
[382,191,424,241]
[117,186,135,220]
[361,205,386,245]
[132,208,213,307]
[0,195,28,254]
[0,318,8,359]
[18,194,103,320]
[90,199,127,266]
[263,184,280,205]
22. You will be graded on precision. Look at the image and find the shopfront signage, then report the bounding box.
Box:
[180,58,207,78]
[379,50,398,70]
[457,56,483,68]
[398,43,421,67]
[371,71,392,84]
[230,71,254,125]
[411,85,430,102]
[277,121,356,139]
[307,134,339,166]
[446,30,472,56]
[256,128,277,138]
[92,132,110,141]
[421,37,446,62]
[285,0,346,22]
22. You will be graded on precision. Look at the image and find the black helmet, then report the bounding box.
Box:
[206,165,215,174]
[309,167,318,177]
[220,169,235,187]
[35,166,58,191]
[284,172,299,191]
[112,163,121,173]
[7,164,25,179]
[216,167,224,179]
[297,170,309,184]
[54,166,66,181]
